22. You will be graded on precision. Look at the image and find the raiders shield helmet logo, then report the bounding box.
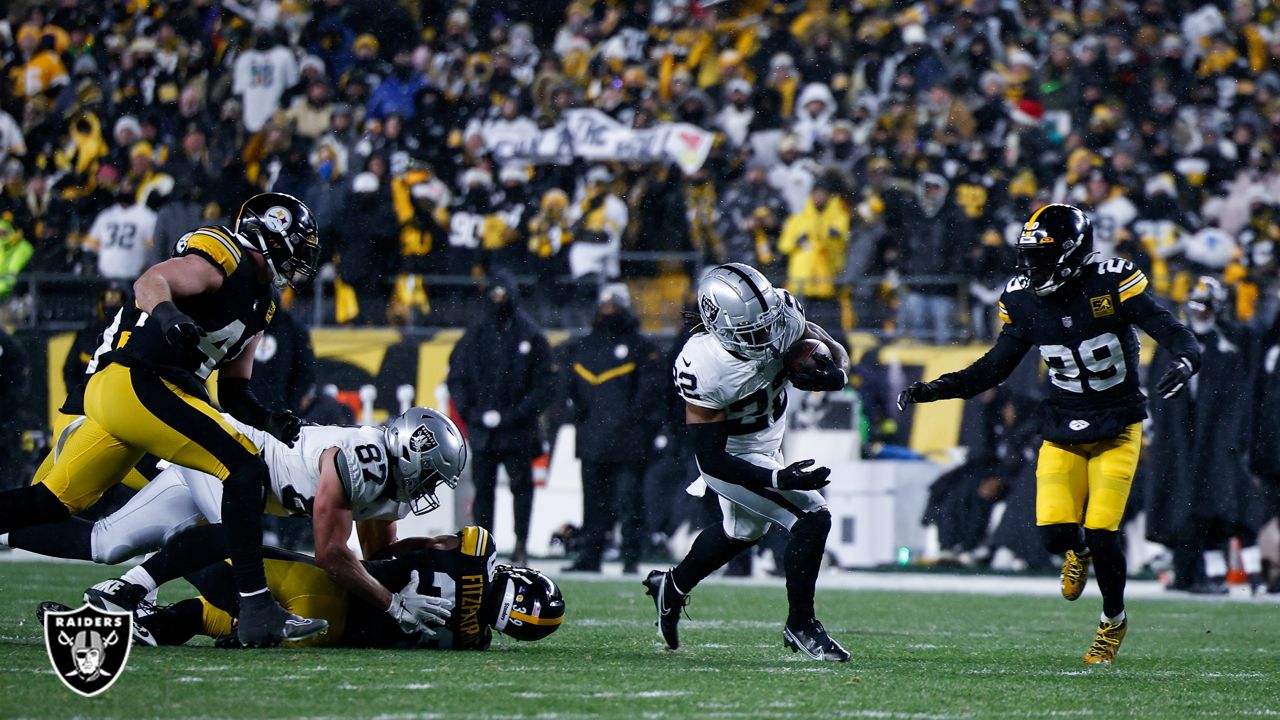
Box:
[43,604,132,697]
[409,425,438,453]
[700,294,720,323]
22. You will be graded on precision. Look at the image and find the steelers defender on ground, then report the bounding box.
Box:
[39,526,565,651]
[0,192,327,647]
[897,204,1201,665]
[645,263,852,661]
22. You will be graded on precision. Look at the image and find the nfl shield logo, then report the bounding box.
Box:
[1061,316,1073,328]
[43,604,133,697]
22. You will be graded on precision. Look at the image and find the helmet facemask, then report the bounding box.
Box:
[1016,231,1088,297]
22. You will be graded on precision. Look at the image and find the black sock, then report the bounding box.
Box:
[0,484,70,534]
[140,598,205,645]
[1040,523,1087,555]
[1085,528,1126,619]
[7,517,93,560]
[784,510,831,626]
[671,525,756,593]
[220,459,270,594]
[141,523,230,587]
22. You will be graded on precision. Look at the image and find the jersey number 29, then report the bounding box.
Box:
[1039,332,1126,393]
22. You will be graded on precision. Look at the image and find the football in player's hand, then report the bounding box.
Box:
[784,338,830,374]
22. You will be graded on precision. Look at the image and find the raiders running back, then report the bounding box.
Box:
[674,288,806,456]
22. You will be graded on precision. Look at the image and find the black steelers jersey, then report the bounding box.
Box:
[99,225,276,396]
[930,258,1199,443]
[344,527,498,651]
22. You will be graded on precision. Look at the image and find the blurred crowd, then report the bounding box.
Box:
[0,0,1278,333]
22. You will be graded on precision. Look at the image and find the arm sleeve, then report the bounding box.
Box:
[218,375,273,430]
[929,329,1034,400]
[688,421,775,489]
[1125,291,1202,372]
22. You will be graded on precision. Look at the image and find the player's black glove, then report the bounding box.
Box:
[151,300,202,358]
[265,411,303,447]
[896,381,941,412]
[789,352,848,392]
[772,459,831,491]
[1155,356,1195,399]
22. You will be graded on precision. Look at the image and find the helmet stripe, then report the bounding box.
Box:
[508,610,563,627]
[718,264,768,308]
[1025,203,1056,227]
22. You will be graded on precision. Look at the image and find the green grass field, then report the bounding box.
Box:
[0,562,1276,719]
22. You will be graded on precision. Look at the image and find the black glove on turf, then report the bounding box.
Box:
[266,411,303,447]
[1155,357,1195,399]
[790,352,848,392]
[896,381,941,412]
[773,459,831,491]
[151,301,202,359]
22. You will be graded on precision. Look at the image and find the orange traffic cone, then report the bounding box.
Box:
[1225,538,1251,598]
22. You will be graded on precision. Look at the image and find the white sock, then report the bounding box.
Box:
[0,533,9,547]
[1241,545,1263,575]
[1101,610,1126,625]
[121,566,157,593]
[239,587,269,598]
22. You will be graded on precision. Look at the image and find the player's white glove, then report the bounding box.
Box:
[387,570,453,636]
[482,410,502,428]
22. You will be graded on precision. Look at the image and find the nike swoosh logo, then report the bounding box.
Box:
[681,359,691,367]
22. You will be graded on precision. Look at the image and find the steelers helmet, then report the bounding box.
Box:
[1186,276,1227,317]
[235,192,321,290]
[384,407,467,516]
[1015,204,1094,296]
[490,565,565,641]
[697,263,789,361]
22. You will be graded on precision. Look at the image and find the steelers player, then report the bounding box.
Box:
[897,204,1200,665]
[0,192,327,647]
[53,527,566,651]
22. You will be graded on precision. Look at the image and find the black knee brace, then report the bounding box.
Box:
[791,508,832,545]
[1040,523,1084,555]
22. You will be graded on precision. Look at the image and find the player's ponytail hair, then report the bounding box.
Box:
[681,308,707,335]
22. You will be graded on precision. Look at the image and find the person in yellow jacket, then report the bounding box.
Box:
[10,25,68,99]
[778,176,849,332]
[0,219,33,300]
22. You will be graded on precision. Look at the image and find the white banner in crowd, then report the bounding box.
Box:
[482,109,715,174]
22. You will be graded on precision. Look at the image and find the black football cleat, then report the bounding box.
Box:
[84,578,147,613]
[643,569,688,650]
[784,618,851,662]
[236,592,328,648]
[36,600,71,623]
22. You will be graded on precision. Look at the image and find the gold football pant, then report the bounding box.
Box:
[38,363,258,514]
[199,558,349,647]
[1035,423,1142,532]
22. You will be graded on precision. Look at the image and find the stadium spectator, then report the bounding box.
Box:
[0,218,33,301]
[84,181,156,282]
[335,172,398,325]
[233,32,301,133]
[779,175,849,331]
[716,158,786,283]
[447,271,552,566]
[893,174,974,344]
[566,166,626,281]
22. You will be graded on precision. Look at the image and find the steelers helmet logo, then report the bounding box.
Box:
[263,206,293,234]
[409,425,438,453]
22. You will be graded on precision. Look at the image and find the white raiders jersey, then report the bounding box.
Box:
[673,291,807,456]
[228,418,410,521]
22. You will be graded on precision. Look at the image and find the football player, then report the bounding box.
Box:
[39,527,565,651]
[897,204,1201,665]
[0,192,325,646]
[13,408,469,641]
[644,263,852,661]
